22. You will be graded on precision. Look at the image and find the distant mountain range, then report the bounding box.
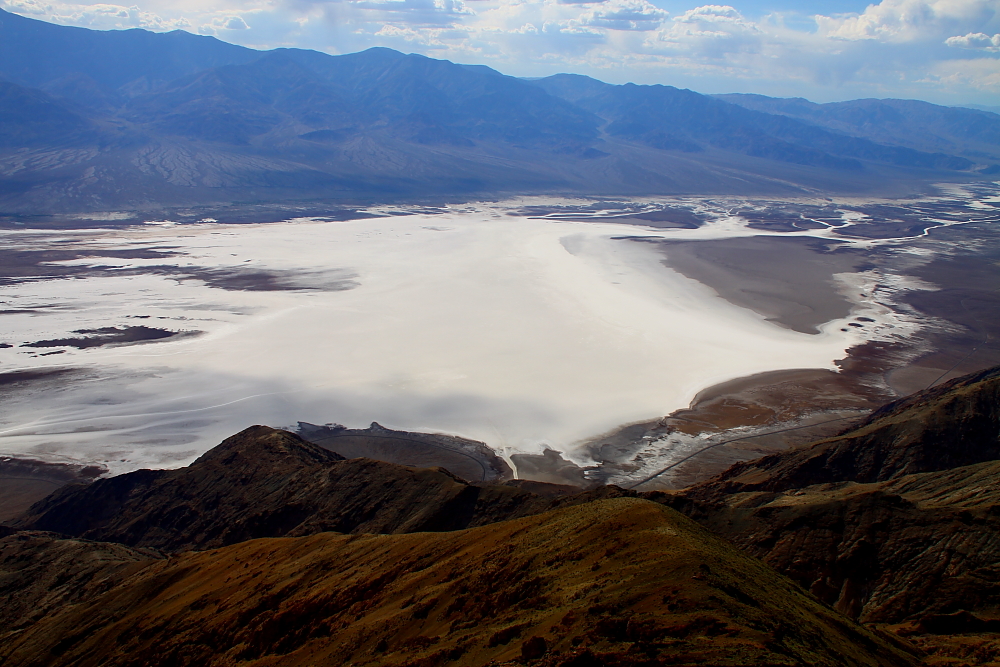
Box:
[0,8,998,213]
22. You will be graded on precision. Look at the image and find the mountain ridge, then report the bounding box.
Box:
[666,364,1000,631]
[0,7,993,214]
[0,498,919,667]
[11,425,628,552]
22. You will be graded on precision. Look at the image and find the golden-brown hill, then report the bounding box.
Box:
[0,498,917,667]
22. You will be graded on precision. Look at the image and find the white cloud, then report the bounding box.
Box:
[930,54,1000,90]
[654,4,759,49]
[815,0,997,42]
[575,0,668,32]
[225,15,249,29]
[199,14,251,33]
[4,0,193,29]
[946,30,1000,49]
[674,5,745,24]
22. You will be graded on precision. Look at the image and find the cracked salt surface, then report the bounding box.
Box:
[0,184,997,475]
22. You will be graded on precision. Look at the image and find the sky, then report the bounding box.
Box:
[2,0,999,106]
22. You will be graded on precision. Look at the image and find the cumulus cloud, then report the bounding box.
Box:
[815,0,997,42]
[575,0,667,32]
[653,4,760,55]
[946,31,1000,49]
[199,14,251,34]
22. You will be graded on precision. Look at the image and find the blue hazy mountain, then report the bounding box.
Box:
[0,8,257,95]
[535,74,974,171]
[0,7,993,213]
[716,93,1000,162]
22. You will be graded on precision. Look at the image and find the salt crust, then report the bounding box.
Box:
[0,186,996,474]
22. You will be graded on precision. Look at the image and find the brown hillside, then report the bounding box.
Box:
[680,460,1000,623]
[657,365,1000,648]
[685,365,1000,500]
[12,426,624,552]
[0,498,918,667]
[0,531,157,633]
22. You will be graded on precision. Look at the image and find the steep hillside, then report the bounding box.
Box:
[0,531,157,633]
[12,426,620,552]
[675,460,1000,623]
[685,365,1000,499]
[0,498,918,667]
[665,365,1000,629]
[0,80,105,147]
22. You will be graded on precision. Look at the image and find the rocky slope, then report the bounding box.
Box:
[0,498,918,667]
[665,365,1000,633]
[12,426,619,552]
[5,366,1000,665]
[685,365,1000,500]
[0,531,157,633]
[676,461,1000,624]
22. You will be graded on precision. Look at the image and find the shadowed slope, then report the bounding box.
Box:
[669,365,1000,624]
[678,460,1000,623]
[0,498,918,667]
[0,531,157,634]
[13,426,612,552]
[685,365,1000,500]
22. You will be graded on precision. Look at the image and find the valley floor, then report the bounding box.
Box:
[0,183,999,492]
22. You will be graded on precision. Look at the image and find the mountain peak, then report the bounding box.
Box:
[192,425,345,467]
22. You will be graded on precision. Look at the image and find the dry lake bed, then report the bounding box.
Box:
[2,183,999,491]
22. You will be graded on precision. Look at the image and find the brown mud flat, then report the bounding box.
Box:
[641,235,864,334]
[891,222,1000,392]
[515,202,710,229]
[0,245,181,286]
[0,200,407,230]
[0,368,77,388]
[159,265,359,292]
[0,243,358,294]
[585,339,912,490]
[541,209,706,229]
[586,218,1000,491]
